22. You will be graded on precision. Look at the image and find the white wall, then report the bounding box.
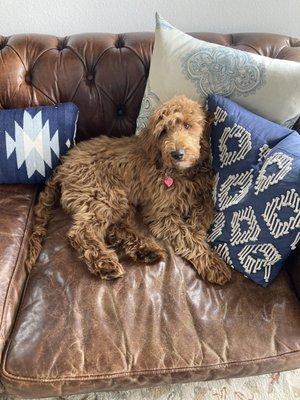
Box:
[2,0,300,37]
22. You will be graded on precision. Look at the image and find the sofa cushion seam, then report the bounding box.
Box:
[2,348,300,383]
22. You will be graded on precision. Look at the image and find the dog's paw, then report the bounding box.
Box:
[204,258,232,285]
[88,259,125,280]
[100,266,125,280]
[136,248,164,264]
[126,241,166,264]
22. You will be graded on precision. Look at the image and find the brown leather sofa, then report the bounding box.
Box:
[0,31,300,399]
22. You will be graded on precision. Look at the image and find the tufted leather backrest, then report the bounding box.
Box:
[0,32,300,141]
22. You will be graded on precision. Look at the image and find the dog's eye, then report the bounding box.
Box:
[160,128,167,137]
[184,123,191,130]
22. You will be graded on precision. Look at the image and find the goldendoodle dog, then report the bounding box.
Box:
[26,96,231,285]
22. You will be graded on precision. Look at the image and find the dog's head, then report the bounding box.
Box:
[145,96,210,171]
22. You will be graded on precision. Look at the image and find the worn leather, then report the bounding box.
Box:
[0,31,300,398]
[1,207,300,398]
[0,32,300,142]
[0,185,37,362]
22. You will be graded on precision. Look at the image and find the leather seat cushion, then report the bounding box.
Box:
[0,185,37,354]
[2,207,300,398]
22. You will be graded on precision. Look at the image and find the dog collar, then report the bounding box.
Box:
[164,176,174,188]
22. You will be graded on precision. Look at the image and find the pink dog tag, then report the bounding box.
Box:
[164,176,174,188]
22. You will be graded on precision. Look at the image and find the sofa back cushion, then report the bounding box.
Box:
[0,33,300,141]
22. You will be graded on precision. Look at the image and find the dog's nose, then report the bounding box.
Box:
[171,149,185,160]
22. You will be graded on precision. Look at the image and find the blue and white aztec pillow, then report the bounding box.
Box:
[0,103,78,184]
[208,94,300,287]
[136,13,300,133]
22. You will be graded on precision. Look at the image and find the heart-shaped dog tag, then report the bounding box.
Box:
[164,176,174,188]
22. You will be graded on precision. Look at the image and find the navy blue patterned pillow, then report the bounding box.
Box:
[208,94,300,287]
[0,103,78,184]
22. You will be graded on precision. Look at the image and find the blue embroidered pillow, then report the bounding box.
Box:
[0,102,78,184]
[207,94,300,287]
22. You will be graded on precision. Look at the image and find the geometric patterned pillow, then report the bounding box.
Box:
[208,94,300,287]
[0,102,78,184]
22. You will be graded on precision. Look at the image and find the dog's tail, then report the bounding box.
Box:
[25,174,60,272]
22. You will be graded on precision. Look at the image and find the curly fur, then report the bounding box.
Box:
[26,96,231,285]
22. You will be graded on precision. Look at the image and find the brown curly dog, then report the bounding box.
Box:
[26,96,231,285]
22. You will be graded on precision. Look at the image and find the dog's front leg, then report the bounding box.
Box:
[106,208,166,264]
[148,214,231,285]
[184,205,214,234]
[68,219,125,280]
[182,229,232,285]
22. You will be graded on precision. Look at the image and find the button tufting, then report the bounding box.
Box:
[57,37,68,51]
[86,73,94,81]
[0,31,297,145]
[117,106,124,116]
[25,72,32,84]
[0,37,8,50]
[115,35,125,49]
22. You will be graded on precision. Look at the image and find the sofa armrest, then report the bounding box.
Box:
[0,185,37,355]
[286,244,300,300]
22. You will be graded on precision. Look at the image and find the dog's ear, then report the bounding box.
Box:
[198,111,213,163]
[136,103,166,157]
[147,104,168,138]
[203,111,214,137]
[206,111,215,126]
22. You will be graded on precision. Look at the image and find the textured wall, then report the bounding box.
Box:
[1,0,299,37]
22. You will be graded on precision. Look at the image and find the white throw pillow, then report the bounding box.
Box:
[136,14,300,133]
